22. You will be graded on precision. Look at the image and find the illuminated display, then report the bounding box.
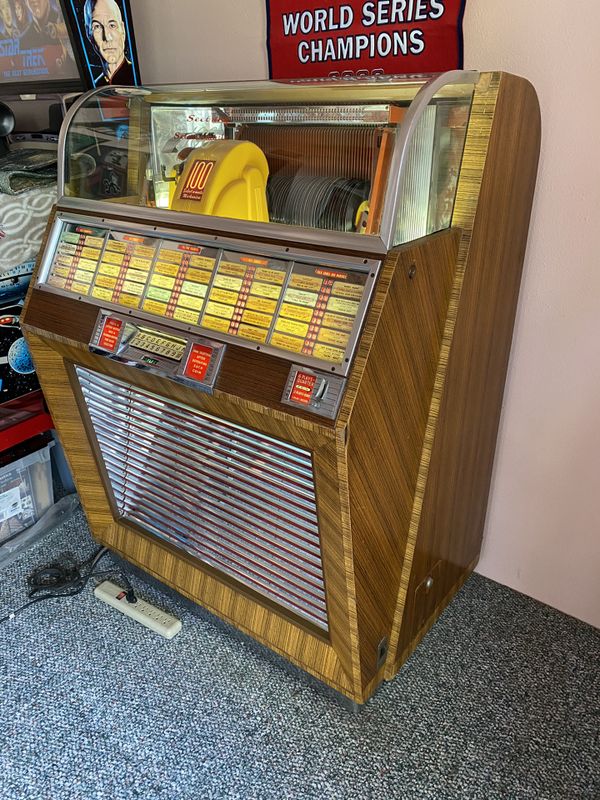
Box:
[143,241,217,325]
[289,371,317,405]
[128,329,187,361]
[201,251,287,343]
[93,232,157,309]
[44,223,372,369]
[269,264,367,364]
[47,224,107,296]
[180,160,216,201]
[183,344,214,381]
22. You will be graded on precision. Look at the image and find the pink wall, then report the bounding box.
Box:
[463,1,600,628]
[130,0,600,628]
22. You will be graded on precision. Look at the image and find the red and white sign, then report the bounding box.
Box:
[183,344,213,382]
[98,317,123,352]
[267,1,466,79]
[290,371,317,405]
[180,160,216,202]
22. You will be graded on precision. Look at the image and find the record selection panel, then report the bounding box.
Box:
[43,221,375,369]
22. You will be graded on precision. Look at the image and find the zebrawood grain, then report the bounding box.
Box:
[385,73,541,677]
[23,332,359,698]
[23,287,337,427]
[347,230,459,693]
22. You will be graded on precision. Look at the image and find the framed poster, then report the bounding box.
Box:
[0,0,84,94]
[266,0,467,80]
[64,0,140,89]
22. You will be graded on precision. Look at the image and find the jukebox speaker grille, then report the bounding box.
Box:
[75,367,328,630]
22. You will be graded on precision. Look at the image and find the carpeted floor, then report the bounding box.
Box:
[0,509,598,800]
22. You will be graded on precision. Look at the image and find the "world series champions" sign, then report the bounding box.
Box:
[266,0,467,79]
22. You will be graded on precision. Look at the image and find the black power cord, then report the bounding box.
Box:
[0,546,137,625]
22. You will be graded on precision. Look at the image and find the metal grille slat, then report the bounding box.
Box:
[130,508,327,620]
[76,367,328,630]
[110,485,328,605]
[99,447,323,562]
[82,390,317,498]
[82,370,309,457]
[103,465,325,585]
[84,388,316,485]
[88,412,320,521]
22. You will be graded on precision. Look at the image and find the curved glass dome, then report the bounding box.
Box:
[59,72,478,249]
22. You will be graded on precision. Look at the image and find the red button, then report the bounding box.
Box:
[98,317,123,352]
[183,343,213,382]
[290,371,316,405]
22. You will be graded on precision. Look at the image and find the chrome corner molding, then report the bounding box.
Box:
[379,69,480,250]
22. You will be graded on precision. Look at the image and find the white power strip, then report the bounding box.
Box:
[94,580,182,640]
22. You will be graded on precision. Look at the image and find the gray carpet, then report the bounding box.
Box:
[0,510,598,800]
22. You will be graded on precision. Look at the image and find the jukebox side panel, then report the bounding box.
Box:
[343,229,460,695]
[385,73,541,677]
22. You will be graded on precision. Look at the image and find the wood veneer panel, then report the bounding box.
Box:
[312,436,361,690]
[22,296,337,429]
[347,229,459,694]
[101,520,355,697]
[25,289,99,343]
[386,72,541,675]
[22,333,114,538]
[26,329,360,699]
[216,345,337,426]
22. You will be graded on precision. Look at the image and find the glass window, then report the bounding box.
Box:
[62,76,476,245]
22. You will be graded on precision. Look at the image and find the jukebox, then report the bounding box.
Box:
[21,71,540,703]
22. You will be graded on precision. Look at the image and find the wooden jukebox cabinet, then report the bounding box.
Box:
[22,72,540,703]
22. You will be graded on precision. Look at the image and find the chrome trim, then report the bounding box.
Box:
[91,412,315,491]
[379,70,480,249]
[80,379,317,477]
[96,432,320,525]
[130,510,328,622]
[51,208,379,271]
[76,368,328,628]
[55,197,388,257]
[77,367,309,455]
[80,373,310,471]
[83,405,317,498]
[100,448,322,560]
[126,504,327,616]
[107,473,324,589]
[37,218,64,286]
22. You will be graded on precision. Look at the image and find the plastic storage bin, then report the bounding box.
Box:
[0,435,54,543]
